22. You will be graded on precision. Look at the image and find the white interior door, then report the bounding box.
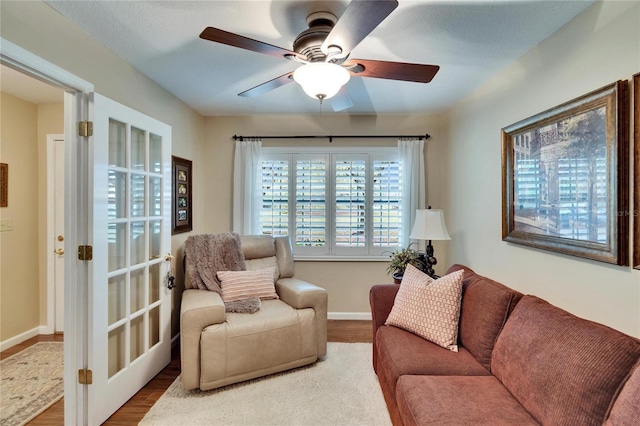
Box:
[89,93,172,424]
[53,136,65,332]
[47,134,66,334]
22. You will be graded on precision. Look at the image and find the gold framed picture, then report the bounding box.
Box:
[502,81,629,265]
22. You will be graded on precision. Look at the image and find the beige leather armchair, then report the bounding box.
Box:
[180,235,328,391]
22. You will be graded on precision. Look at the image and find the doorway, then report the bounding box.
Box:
[0,64,66,425]
[0,64,64,340]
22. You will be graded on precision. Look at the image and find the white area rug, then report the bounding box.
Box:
[0,342,64,426]
[140,342,391,426]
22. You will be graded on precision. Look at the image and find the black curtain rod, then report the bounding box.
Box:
[232,134,430,143]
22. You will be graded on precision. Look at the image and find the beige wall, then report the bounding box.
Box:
[0,93,40,340]
[443,0,640,337]
[203,114,447,314]
[0,90,64,344]
[1,0,207,338]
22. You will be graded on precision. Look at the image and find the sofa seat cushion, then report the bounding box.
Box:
[375,325,491,403]
[199,299,317,388]
[396,375,538,426]
[492,295,640,426]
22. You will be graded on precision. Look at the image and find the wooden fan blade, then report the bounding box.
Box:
[200,27,306,61]
[344,59,439,83]
[331,87,354,112]
[238,72,295,97]
[321,0,398,57]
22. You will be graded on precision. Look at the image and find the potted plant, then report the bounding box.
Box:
[385,244,427,283]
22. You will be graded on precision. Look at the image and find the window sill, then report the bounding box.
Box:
[294,256,390,262]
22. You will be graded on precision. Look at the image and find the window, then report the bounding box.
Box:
[261,148,402,259]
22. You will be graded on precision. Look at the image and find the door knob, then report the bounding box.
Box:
[54,248,64,255]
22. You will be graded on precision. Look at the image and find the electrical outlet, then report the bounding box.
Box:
[0,219,12,232]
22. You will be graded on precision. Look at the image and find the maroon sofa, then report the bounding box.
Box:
[370,264,640,425]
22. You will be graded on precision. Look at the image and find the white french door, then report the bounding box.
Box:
[88,93,172,424]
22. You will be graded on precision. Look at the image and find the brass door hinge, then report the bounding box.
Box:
[79,121,93,137]
[78,369,93,385]
[78,245,93,261]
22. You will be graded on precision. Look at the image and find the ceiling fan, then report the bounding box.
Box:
[199,0,439,111]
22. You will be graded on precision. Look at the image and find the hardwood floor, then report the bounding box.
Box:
[4,320,372,425]
[327,319,373,343]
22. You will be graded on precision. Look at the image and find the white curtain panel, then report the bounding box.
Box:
[232,139,262,235]
[398,138,426,247]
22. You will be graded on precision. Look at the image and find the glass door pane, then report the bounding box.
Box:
[150,133,162,174]
[108,274,126,325]
[130,268,146,313]
[109,119,126,168]
[131,127,146,171]
[130,315,145,362]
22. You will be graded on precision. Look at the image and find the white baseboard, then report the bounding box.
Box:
[0,326,40,352]
[328,312,372,320]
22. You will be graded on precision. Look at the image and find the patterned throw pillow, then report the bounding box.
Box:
[217,267,279,302]
[385,265,464,352]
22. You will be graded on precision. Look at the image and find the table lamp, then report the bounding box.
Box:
[409,206,451,278]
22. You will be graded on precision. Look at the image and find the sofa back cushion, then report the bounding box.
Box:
[446,264,523,370]
[492,295,640,426]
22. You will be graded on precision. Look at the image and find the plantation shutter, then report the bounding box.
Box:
[261,157,289,236]
[372,159,402,248]
[334,155,367,253]
[295,155,327,250]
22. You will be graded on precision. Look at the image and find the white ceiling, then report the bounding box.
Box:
[43,0,596,116]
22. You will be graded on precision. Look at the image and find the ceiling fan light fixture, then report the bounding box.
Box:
[293,62,350,100]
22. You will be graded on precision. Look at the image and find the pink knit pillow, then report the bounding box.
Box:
[217,267,279,302]
[385,265,464,352]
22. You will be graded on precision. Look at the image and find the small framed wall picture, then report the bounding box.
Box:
[0,163,9,207]
[0,163,7,207]
[172,156,192,234]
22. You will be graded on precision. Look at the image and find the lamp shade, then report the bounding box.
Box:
[409,209,451,241]
[293,62,350,100]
